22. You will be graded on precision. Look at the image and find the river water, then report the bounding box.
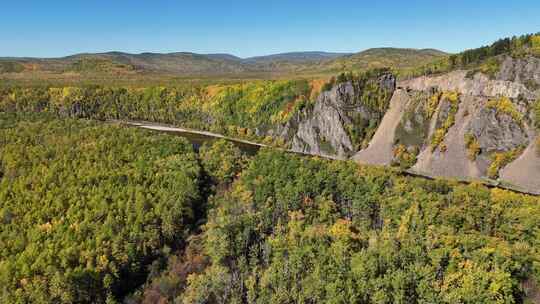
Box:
[142,127,262,156]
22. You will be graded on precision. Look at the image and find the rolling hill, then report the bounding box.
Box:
[244,51,351,65]
[318,47,448,72]
[0,48,446,78]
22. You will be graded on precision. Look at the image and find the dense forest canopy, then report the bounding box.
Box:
[0,114,204,303]
[135,148,540,303]
[1,111,540,303]
[0,81,312,146]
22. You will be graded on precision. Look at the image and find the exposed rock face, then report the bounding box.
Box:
[378,73,397,91]
[434,99,453,129]
[275,74,396,159]
[401,70,536,100]
[404,93,529,180]
[288,82,359,158]
[362,67,539,191]
[412,94,484,179]
[395,91,432,147]
[497,55,540,91]
[269,63,540,191]
[466,107,528,153]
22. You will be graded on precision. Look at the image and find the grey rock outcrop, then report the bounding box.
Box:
[401,70,536,100]
[497,55,540,91]
[288,81,359,158]
[466,107,529,153]
[378,73,397,91]
[386,68,537,189]
[268,63,540,191]
[412,94,483,179]
[500,130,540,191]
[274,74,396,159]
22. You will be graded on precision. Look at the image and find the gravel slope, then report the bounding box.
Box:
[500,133,540,190]
[353,89,409,165]
[412,95,483,179]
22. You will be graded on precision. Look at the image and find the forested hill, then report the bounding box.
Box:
[403,32,540,78]
[319,48,448,73]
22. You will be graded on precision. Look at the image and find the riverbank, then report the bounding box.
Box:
[112,119,540,196]
[113,120,343,160]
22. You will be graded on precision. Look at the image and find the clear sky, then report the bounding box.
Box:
[2,0,539,58]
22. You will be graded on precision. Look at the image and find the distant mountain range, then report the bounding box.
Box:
[243,51,350,63]
[0,49,448,76]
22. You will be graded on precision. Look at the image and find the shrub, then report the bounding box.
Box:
[431,129,446,151]
[321,76,336,92]
[425,91,442,118]
[440,143,448,152]
[442,91,459,103]
[391,144,419,169]
[478,57,501,78]
[464,133,481,160]
[487,147,525,179]
[430,91,460,151]
[431,92,459,152]
[531,34,540,56]
[486,96,523,123]
[534,99,540,129]
[466,57,501,79]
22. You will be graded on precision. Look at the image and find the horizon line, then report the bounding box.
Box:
[0,47,452,60]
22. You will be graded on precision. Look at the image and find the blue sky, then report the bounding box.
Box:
[1,0,539,58]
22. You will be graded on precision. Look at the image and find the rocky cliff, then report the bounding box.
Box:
[271,73,396,159]
[280,57,540,192]
[497,55,540,92]
[375,60,538,191]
